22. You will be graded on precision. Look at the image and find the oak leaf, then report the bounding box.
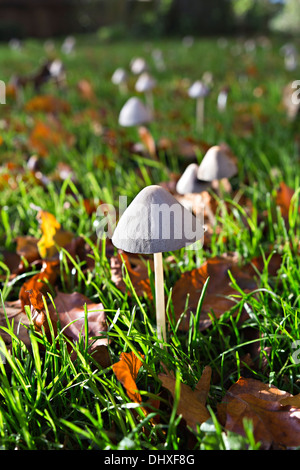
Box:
[159,365,212,431]
[218,377,300,449]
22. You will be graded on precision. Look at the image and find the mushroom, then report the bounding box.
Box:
[135,72,156,115]
[188,80,210,132]
[176,163,210,195]
[118,96,152,127]
[217,86,230,113]
[176,164,215,226]
[130,57,148,75]
[197,145,238,195]
[111,68,128,95]
[111,185,204,344]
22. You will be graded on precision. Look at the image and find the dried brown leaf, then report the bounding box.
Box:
[172,254,256,331]
[159,365,212,430]
[219,377,300,449]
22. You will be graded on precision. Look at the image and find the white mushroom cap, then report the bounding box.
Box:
[135,72,156,93]
[118,97,152,127]
[111,68,128,85]
[176,164,211,195]
[112,185,204,254]
[48,59,64,78]
[197,145,238,181]
[130,57,148,75]
[188,80,210,99]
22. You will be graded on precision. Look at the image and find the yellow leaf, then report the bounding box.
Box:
[37,210,73,258]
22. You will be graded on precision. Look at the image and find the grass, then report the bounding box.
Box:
[0,33,299,450]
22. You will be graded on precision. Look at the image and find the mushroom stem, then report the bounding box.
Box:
[153,252,166,345]
[145,90,154,116]
[196,97,204,132]
[119,82,128,95]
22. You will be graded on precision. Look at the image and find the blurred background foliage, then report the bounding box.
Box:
[0,0,298,41]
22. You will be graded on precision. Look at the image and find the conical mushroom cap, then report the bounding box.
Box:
[118,97,152,127]
[130,57,148,75]
[112,68,128,85]
[135,72,156,92]
[176,164,211,195]
[197,145,238,181]
[112,185,205,254]
[188,80,210,98]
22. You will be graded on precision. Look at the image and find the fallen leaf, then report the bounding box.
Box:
[276,182,299,220]
[138,126,157,159]
[172,254,256,331]
[29,119,75,157]
[110,251,153,300]
[112,351,144,403]
[50,291,110,366]
[77,79,96,101]
[19,260,59,312]
[0,299,31,348]
[159,365,211,430]
[37,210,74,259]
[218,376,300,449]
[15,236,40,264]
[25,94,70,114]
[0,249,22,279]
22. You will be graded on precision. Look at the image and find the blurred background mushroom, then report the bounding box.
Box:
[135,72,157,115]
[188,80,210,132]
[111,67,129,95]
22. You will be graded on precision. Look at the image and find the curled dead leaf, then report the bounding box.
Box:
[19,259,59,312]
[112,351,144,403]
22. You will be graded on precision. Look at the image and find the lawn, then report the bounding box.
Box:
[0,33,299,451]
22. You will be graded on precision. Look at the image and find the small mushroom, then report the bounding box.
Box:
[176,164,215,226]
[135,72,156,115]
[176,163,210,195]
[188,80,210,132]
[130,57,148,75]
[118,96,152,127]
[112,185,204,344]
[217,86,230,113]
[197,145,238,195]
[197,145,237,181]
[111,68,128,95]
